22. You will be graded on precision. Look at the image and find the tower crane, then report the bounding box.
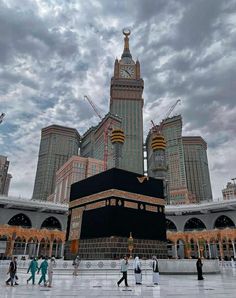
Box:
[150,100,180,205]
[151,99,181,133]
[84,95,102,120]
[84,95,112,171]
[0,113,5,124]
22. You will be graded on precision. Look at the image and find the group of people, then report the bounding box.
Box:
[5,254,204,288]
[117,255,160,287]
[117,255,205,287]
[5,256,56,287]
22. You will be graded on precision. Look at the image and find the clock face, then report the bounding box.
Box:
[120,65,135,79]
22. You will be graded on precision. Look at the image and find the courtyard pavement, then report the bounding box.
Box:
[1,269,236,297]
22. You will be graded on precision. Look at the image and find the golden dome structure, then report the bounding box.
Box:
[151,133,166,151]
[110,129,125,144]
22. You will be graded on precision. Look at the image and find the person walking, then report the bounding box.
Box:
[47,257,56,287]
[6,256,18,286]
[27,257,38,285]
[72,255,80,276]
[133,256,142,285]
[117,255,129,287]
[38,256,48,286]
[196,258,204,280]
[152,256,159,285]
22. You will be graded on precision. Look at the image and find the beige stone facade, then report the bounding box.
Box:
[53,156,104,203]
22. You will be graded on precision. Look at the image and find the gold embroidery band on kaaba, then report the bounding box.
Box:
[69,189,165,209]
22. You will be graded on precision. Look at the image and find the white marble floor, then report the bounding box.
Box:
[1,269,236,297]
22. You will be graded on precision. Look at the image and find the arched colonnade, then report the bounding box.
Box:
[167,229,236,260]
[0,225,65,258]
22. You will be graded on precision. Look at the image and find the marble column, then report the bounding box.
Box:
[226,241,230,258]
[174,243,178,259]
[60,243,65,259]
[36,242,40,257]
[207,243,212,259]
[49,242,53,257]
[23,242,28,255]
[232,241,236,258]
[55,243,58,258]
[197,241,200,258]
[6,238,14,256]
[219,242,224,259]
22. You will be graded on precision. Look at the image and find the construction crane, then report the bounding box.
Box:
[0,113,5,124]
[84,95,102,120]
[84,95,112,171]
[151,99,181,133]
[150,100,180,205]
[164,99,181,120]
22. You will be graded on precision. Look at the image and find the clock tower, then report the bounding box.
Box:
[110,29,144,174]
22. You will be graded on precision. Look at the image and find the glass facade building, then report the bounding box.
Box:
[32,125,80,201]
[183,136,213,202]
[146,116,213,204]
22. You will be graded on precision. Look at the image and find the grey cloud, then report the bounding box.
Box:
[0,0,236,199]
[173,0,223,50]
[0,1,79,64]
[0,70,39,90]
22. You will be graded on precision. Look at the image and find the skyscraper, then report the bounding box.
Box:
[0,155,12,196]
[32,125,80,201]
[80,113,121,169]
[110,30,144,174]
[159,116,189,204]
[147,115,213,204]
[183,136,212,202]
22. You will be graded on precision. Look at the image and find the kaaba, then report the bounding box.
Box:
[66,168,167,259]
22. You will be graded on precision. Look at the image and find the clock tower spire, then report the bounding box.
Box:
[110,29,144,175]
[122,29,132,59]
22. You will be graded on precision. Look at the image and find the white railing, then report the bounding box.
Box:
[219,260,236,268]
[0,259,220,274]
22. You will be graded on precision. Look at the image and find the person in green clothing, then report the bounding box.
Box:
[38,256,48,286]
[27,257,38,285]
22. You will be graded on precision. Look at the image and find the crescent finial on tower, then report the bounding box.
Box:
[122,28,132,59]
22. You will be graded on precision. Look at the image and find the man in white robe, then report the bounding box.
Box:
[152,256,159,285]
[133,256,142,285]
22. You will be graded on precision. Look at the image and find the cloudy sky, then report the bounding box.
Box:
[0,0,236,200]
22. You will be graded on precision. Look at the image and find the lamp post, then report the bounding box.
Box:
[127,232,134,259]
